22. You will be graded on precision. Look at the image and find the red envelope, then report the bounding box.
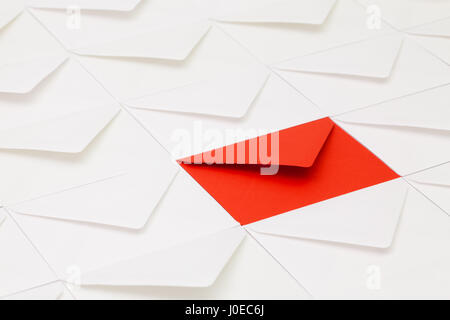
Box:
[180,118,399,225]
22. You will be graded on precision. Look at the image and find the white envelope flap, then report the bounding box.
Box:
[8,170,239,284]
[125,65,270,118]
[409,18,450,38]
[276,34,404,79]
[29,0,208,56]
[79,227,246,287]
[248,179,409,248]
[73,20,212,61]
[2,105,179,230]
[9,163,178,229]
[0,54,67,94]
[0,1,23,29]
[215,0,336,25]
[336,85,450,132]
[28,0,142,11]
[0,104,120,153]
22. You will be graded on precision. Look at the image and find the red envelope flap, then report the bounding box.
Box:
[179,118,335,167]
[180,118,399,225]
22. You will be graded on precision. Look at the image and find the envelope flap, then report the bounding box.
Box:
[409,18,450,38]
[0,1,23,29]
[276,35,404,79]
[0,54,67,94]
[248,179,408,248]
[28,0,141,11]
[79,227,246,287]
[72,21,211,61]
[126,66,270,118]
[9,164,178,230]
[0,104,120,153]
[215,0,336,25]
[180,118,335,167]
[335,86,450,132]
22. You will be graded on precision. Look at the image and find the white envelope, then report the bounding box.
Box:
[32,1,325,159]
[214,0,393,64]
[68,235,310,300]
[0,56,178,229]
[128,74,324,158]
[29,0,210,58]
[31,0,271,111]
[247,179,450,299]
[407,162,450,217]
[275,35,450,115]
[359,0,450,30]
[74,29,266,112]
[69,236,310,300]
[334,84,450,176]
[0,10,67,94]
[3,281,74,300]
[0,209,57,298]
[7,170,309,300]
[29,0,385,118]
[408,18,450,65]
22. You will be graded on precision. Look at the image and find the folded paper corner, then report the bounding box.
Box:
[178,117,335,168]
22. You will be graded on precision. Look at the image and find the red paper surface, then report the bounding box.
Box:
[180,118,399,225]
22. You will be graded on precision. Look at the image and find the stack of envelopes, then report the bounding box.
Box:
[1,0,450,300]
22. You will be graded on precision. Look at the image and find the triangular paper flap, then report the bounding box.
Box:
[335,86,450,132]
[72,21,211,61]
[28,0,141,11]
[180,118,334,167]
[79,227,246,287]
[0,1,23,30]
[248,179,408,248]
[215,0,336,25]
[0,105,120,153]
[4,282,65,300]
[0,55,68,94]
[126,66,270,118]
[409,18,450,38]
[408,163,450,187]
[276,35,404,79]
[10,165,178,230]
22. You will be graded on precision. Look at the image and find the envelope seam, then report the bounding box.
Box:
[331,81,450,119]
[244,228,314,299]
[408,35,450,66]
[1,280,69,300]
[211,22,325,115]
[402,178,450,218]
[1,207,71,298]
